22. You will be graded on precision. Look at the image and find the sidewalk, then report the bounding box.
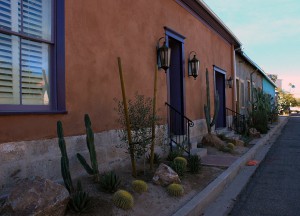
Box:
[173,116,288,216]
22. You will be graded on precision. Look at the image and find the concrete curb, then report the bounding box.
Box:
[172,117,289,216]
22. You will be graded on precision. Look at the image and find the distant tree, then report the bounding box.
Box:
[296,98,300,106]
[277,89,297,113]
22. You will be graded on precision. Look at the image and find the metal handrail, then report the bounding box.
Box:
[165,102,194,127]
[165,102,194,155]
[226,107,246,134]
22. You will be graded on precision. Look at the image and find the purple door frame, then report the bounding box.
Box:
[165,27,186,135]
[214,65,226,128]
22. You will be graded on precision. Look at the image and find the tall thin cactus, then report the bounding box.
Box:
[77,114,100,182]
[204,68,219,133]
[57,121,74,193]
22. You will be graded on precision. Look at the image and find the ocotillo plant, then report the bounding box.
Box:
[204,68,219,133]
[77,114,100,182]
[57,121,74,193]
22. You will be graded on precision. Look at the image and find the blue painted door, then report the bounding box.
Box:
[169,37,184,135]
[215,71,226,128]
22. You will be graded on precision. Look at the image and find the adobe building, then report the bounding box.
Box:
[0,0,241,188]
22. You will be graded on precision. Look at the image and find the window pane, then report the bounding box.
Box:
[0,33,20,104]
[22,0,52,41]
[241,82,245,107]
[21,39,50,105]
[0,0,21,32]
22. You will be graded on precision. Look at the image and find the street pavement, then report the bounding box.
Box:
[230,114,300,216]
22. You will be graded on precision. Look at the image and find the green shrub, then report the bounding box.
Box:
[132,180,148,193]
[100,171,121,193]
[113,190,134,210]
[252,110,269,134]
[68,181,92,213]
[167,183,184,197]
[188,155,201,174]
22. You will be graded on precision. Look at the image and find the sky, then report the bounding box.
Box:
[202,0,300,97]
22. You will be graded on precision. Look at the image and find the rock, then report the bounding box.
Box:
[249,128,261,138]
[4,176,69,216]
[201,133,226,148]
[153,163,181,186]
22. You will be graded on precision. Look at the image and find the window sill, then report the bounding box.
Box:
[0,110,68,116]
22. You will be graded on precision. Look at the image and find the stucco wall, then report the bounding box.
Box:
[0,0,234,144]
[263,78,276,101]
[0,0,236,190]
[235,54,263,115]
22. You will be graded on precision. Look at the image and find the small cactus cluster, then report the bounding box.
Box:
[132,180,148,193]
[100,171,121,193]
[113,190,134,210]
[188,154,201,174]
[167,183,184,197]
[68,181,92,213]
[146,153,161,165]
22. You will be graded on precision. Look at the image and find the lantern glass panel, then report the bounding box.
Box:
[160,45,171,70]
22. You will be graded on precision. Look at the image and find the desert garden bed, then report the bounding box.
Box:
[0,134,255,216]
[64,165,224,216]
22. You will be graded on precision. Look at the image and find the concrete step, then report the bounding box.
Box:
[184,148,207,158]
[191,148,207,158]
[215,128,241,140]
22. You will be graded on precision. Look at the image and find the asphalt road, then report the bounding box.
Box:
[230,114,300,216]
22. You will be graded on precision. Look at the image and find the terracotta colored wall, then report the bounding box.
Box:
[0,0,234,143]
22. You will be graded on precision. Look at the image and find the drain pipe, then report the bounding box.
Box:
[250,69,258,111]
[233,47,242,111]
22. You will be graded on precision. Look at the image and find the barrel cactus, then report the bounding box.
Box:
[132,180,148,193]
[112,190,134,210]
[167,183,184,197]
[174,157,187,167]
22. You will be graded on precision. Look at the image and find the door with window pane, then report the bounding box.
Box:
[0,0,52,106]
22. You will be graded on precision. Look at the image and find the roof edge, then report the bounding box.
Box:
[196,0,242,46]
[177,0,242,48]
[237,51,277,88]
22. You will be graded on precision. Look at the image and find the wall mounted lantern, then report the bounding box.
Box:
[188,51,200,80]
[227,76,233,88]
[157,37,171,72]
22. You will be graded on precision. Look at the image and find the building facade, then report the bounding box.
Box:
[0,0,241,188]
